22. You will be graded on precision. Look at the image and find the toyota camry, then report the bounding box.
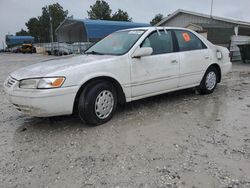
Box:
[4,27,232,125]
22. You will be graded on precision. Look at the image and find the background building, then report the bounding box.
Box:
[56,19,150,43]
[157,9,250,61]
[157,9,250,46]
[5,35,34,48]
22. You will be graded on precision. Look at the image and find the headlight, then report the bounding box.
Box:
[19,77,65,89]
[19,79,40,89]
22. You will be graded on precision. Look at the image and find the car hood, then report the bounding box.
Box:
[10,54,116,80]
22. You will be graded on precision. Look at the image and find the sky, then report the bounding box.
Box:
[1,0,250,48]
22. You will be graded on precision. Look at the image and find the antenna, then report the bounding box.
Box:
[210,0,214,18]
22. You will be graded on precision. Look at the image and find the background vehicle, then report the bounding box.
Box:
[11,46,21,53]
[20,44,36,54]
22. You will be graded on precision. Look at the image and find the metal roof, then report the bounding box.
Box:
[56,18,150,42]
[78,19,150,39]
[188,23,233,29]
[5,35,34,46]
[157,9,250,27]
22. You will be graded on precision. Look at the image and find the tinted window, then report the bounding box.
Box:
[174,30,206,52]
[141,31,173,55]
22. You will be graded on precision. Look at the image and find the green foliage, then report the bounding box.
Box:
[112,9,132,22]
[87,0,112,20]
[26,17,41,42]
[16,29,30,36]
[25,3,68,43]
[48,3,68,40]
[150,14,164,26]
[87,0,132,21]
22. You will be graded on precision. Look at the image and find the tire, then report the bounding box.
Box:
[78,82,117,125]
[198,66,219,95]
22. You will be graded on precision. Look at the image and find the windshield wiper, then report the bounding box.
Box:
[85,51,104,55]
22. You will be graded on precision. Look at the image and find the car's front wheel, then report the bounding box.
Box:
[198,66,219,94]
[78,82,117,125]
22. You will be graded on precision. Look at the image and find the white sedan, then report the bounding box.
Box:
[4,27,232,125]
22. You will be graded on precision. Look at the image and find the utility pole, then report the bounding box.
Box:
[49,10,54,43]
[49,8,54,53]
[210,0,214,18]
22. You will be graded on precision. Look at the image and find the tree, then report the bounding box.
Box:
[26,17,41,42]
[16,29,30,36]
[87,0,112,20]
[24,3,68,43]
[38,7,50,42]
[112,9,132,22]
[150,14,164,26]
[47,3,68,41]
[87,1,132,21]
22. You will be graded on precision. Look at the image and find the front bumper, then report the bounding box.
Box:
[4,77,79,117]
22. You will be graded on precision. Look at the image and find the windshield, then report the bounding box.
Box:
[85,30,145,55]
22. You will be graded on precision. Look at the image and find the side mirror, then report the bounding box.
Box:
[132,47,153,58]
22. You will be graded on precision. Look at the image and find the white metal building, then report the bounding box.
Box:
[157,9,250,61]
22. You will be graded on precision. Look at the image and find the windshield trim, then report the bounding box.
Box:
[84,29,147,56]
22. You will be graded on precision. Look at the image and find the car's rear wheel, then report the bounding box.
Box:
[198,66,218,94]
[78,82,117,125]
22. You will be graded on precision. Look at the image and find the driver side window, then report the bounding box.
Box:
[141,31,174,55]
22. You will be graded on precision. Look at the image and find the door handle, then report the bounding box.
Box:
[205,56,210,60]
[171,60,178,64]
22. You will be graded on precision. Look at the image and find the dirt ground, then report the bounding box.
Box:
[0,53,250,188]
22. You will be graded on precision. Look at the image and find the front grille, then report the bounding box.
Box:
[5,76,18,88]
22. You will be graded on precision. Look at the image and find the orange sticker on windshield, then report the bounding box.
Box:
[182,32,191,42]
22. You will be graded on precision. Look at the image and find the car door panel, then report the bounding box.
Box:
[178,49,210,87]
[174,30,211,87]
[130,30,179,98]
[131,53,179,97]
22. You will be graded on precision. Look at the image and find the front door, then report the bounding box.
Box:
[130,30,180,98]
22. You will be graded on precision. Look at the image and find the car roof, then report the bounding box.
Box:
[117,26,214,48]
[119,27,194,32]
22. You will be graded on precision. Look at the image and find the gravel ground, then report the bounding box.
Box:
[0,53,250,188]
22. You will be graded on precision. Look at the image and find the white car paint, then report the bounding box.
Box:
[4,27,232,117]
[131,52,180,98]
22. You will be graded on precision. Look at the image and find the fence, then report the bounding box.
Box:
[34,42,92,55]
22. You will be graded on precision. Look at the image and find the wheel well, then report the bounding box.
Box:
[208,64,221,83]
[73,76,126,114]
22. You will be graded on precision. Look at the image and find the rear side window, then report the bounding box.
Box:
[141,31,173,55]
[174,30,207,52]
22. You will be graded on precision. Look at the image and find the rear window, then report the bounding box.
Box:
[174,30,207,52]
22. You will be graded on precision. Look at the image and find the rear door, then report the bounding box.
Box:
[174,30,211,87]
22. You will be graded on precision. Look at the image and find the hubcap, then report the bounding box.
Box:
[205,71,217,90]
[95,90,114,119]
